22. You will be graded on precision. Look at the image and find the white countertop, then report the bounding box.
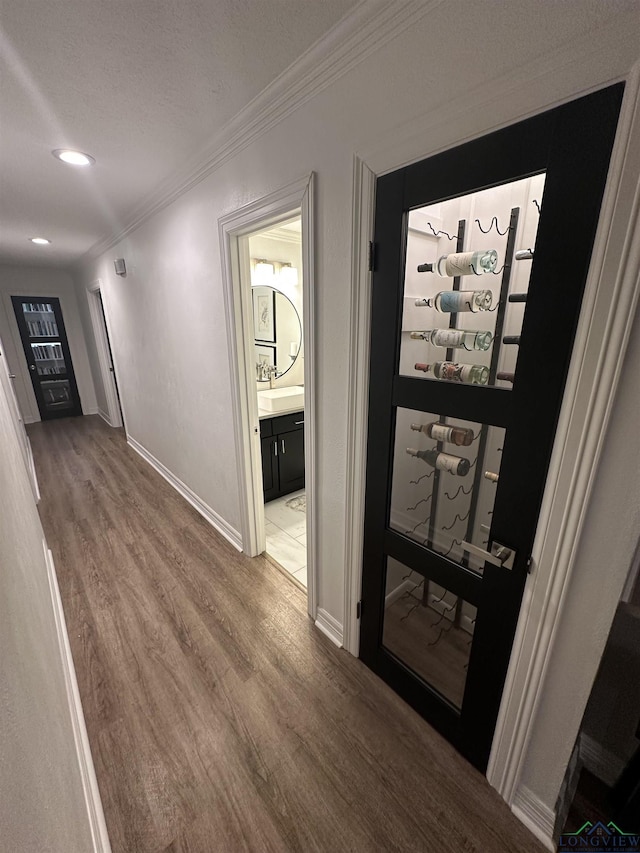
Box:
[258,405,304,420]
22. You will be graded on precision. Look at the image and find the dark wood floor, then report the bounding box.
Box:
[29,415,544,853]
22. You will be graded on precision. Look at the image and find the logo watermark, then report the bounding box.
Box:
[558,821,640,852]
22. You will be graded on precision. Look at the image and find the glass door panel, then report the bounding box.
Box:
[382,558,476,710]
[31,341,67,375]
[399,174,546,390]
[390,407,504,574]
[21,301,59,338]
[40,379,75,411]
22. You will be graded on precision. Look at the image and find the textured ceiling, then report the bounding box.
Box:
[0,0,358,266]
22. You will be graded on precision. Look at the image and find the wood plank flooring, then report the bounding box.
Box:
[29,416,544,853]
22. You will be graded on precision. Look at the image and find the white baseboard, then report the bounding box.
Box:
[511,785,555,852]
[315,607,344,647]
[554,736,583,839]
[580,732,626,787]
[127,435,243,551]
[98,408,113,427]
[26,435,40,503]
[44,543,112,853]
[83,406,99,416]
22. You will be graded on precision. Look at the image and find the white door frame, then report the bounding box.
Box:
[343,70,640,812]
[219,174,317,618]
[86,279,123,429]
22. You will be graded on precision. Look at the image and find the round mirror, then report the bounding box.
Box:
[252,285,302,382]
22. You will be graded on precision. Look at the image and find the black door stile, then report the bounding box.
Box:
[359,85,624,771]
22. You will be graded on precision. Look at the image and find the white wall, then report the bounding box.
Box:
[0,265,97,421]
[0,339,94,852]
[69,0,640,829]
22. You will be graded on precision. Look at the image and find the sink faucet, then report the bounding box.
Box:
[268,365,279,389]
[256,362,280,387]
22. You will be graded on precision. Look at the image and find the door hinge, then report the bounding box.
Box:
[526,555,534,574]
[368,241,376,272]
[356,600,362,619]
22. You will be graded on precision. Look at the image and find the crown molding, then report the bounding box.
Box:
[82,0,439,263]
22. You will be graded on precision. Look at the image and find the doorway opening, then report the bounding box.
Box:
[86,280,124,429]
[247,217,307,587]
[218,174,316,616]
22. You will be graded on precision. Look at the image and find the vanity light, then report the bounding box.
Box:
[52,148,96,167]
[29,237,51,245]
[279,263,299,286]
[252,259,275,283]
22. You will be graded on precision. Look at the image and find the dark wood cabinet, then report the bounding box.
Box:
[260,411,304,502]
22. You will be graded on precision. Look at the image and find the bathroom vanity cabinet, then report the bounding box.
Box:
[260,410,304,502]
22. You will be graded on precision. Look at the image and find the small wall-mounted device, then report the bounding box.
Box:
[114,258,126,276]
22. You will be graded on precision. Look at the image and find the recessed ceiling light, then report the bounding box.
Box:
[29,237,51,245]
[52,148,95,166]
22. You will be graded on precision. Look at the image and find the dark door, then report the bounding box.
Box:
[359,85,623,771]
[12,296,83,420]
[98,291,124,424]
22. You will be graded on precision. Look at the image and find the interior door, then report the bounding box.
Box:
[98,291,124,425]
[359,85,624,771]
[11,296,83,420]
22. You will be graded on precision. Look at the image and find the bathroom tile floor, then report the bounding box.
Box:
[265,489,307,588]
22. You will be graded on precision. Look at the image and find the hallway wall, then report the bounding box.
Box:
[0,343,94,852]
[71,0,640,831]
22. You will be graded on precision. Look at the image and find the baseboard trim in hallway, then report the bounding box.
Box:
[511,785,555,851]
[127,433,243,551]
[315,607,343,647]
[44,543,112,853]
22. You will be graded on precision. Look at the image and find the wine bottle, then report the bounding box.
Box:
[414,290,493,313]
[409,328,493,351]
[508,293,527,303]
[410,421,474,446]
[515,249,534,260]
[417,249,498,277]
[502,335,520,345]
[484,471,499,483]
[414,361,490,385]
[406,447,470,476]
[496,371,514,383]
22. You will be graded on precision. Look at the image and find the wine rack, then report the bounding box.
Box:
[394,192,531,647]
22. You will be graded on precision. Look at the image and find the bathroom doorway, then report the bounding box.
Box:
[248,217,307,587]
[218,174,316,614]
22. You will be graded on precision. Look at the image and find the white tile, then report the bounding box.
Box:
[265,527,307,574]
[264,520,278,534]
[264,494,306,538]
[292,565,307,588]
[296,532,307,547]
